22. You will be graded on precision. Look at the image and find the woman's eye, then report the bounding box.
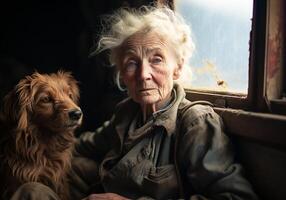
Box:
[69,93,73,99]
[125,60,138,72]
[41,96,52,103]
[151,56,163,65]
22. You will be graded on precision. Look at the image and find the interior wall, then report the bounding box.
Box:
[216,107,286,200]
[0,0,155,131]
[234,138,286,200]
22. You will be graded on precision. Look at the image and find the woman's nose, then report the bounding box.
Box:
[137,61,152,80]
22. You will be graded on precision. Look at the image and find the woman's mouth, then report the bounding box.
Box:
[138,88,156,95]
[139,88,155,92]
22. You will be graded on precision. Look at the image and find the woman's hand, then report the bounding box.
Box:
[82,193,130,200]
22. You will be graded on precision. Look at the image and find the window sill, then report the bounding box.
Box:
[214,107,286,149]
[185,89,250,109]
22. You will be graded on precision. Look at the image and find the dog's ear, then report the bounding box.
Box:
[69,77,80,104]
[3,90,18,124]
[58,71,80,103]
[3,76,32,131]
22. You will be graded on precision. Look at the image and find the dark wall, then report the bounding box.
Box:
[0,0,157,131]
[0,1,79,101]
[0,1,83,73]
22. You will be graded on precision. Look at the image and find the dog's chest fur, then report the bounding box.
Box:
[0,128,75,200]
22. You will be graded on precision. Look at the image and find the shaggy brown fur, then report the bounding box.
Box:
[0,71,82,200]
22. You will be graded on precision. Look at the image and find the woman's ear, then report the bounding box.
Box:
[115,69,127,91]
[173,58,184,80]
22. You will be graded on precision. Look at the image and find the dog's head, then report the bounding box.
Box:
[3,71,82,134]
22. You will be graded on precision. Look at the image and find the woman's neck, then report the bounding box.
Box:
[141,92,172,123]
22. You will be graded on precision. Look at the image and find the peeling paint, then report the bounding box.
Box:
[266,7,283,79]
[266,0,285,99]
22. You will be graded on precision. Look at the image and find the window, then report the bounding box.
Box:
[176,0,253,94]
[172,0,286,114]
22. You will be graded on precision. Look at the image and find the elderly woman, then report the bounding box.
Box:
[68,6,258,200]
[10,6,258,200]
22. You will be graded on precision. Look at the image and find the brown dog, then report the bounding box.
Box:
[0,71,82,200]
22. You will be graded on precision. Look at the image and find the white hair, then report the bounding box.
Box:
[93,6,195,65]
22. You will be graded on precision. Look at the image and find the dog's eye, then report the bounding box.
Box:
[41,96,52,103]
[69,93,73,99]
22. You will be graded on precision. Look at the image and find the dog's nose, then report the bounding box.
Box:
[68,109,82,120]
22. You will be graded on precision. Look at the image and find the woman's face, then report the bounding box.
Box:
[117,31,182,108]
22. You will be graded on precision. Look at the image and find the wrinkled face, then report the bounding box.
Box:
[116,31,182,108]
[31,73,82,133]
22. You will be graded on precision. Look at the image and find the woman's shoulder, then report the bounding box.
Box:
[177,99,224,131]
[113,97,140,122]
[115,97,138,112]
[177,99,227,146]
[178,99,216,120]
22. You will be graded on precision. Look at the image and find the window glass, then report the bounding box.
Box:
[176,0,253,94]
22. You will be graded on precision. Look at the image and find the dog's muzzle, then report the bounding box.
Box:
[68,109,82,121]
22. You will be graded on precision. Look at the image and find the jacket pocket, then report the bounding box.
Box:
[142,164,179,200]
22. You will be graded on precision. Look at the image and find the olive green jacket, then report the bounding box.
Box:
[71,83,258,200]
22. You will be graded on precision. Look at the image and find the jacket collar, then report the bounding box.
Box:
[114,83,186,149]
[153,83,186,136]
